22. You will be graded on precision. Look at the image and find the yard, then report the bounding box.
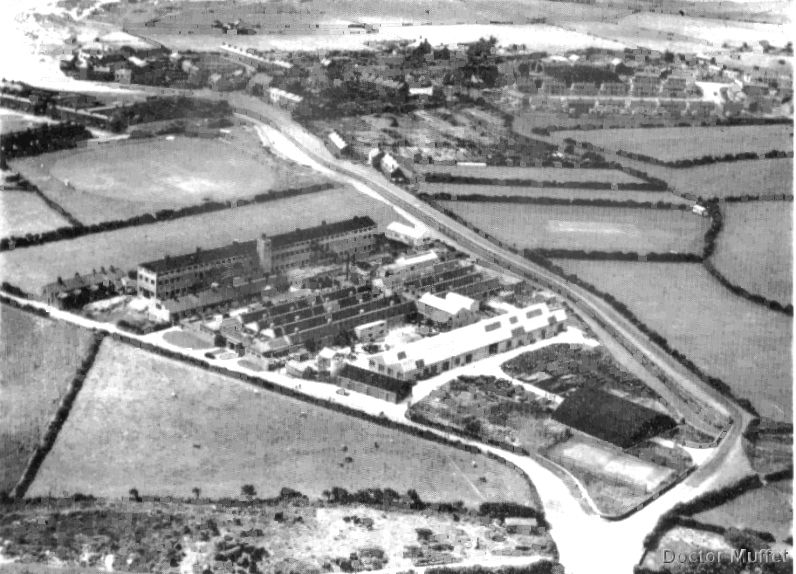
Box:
[440,201,709,254]
[712,201,792,305]
[554,260,793,422]
[553,125,793,163]
[418,165,643,184]
[0,191,71,237]
[419,182,690,205]
[0,303,95,493]
[10,128,328,225]
[28,339,536,506]
[0,186,406,294]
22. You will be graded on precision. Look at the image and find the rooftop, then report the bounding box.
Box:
[269,216,377,249]
[140,241,257,274]
[418,291,476,316]
[386,221,427,240]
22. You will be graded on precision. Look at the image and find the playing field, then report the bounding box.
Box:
[420,182,691,205]
[554,260,792,421]
[0,303,95,493]
[418,164,643,184]
[11,132,327,225]
[0,186,405,294]
[554,125,793,163]
[713,201,792,305]
[0,191,70,237]
[440,201,709,253]
[694,480,792,543]
[28,339,536,505]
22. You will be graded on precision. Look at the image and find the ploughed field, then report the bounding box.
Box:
[439,201,709,254]
[417,164,643,184]
[0,303,95,493]
[0,191,71,237]
[552,125,793,163]
[10,133,327,225]
[553,260,793,422]
[0,187,405,295]
[28,339,536,505]
[712,201,792,305]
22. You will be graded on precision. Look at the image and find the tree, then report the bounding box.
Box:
[192,487,201,500]
[129,487,140,502]
[241,484,257,499]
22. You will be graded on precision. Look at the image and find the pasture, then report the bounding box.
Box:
[440,201,709,253]
[419,182,690,205]
[553,125,793,162]
[713,201,792,305]
[694,480,793,543]
[11,131,327,225]
[0,303,94,493]
[0,191,70,237]
[656,158,793,199]
[28,340,536,506]
[0,186,405,294]
[418,164,643,184]
[554,260,792,422]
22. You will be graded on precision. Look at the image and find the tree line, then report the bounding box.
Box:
[617,148,792,168]
[424,193,688,208]
[0,122,91,159]
[423,172,667,191]
[524,248,702,262]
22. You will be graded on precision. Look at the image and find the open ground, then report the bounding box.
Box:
[552,125,793,163]
[0,191,70,237]
[418,165,643,184]
[0,186,406,294]
[0,303,95,493]
[419,182,690,205]
[28,339,536,505]
[554,260,792,422]
[712,201,792,305]
[10,130,328,225]
[440,202,709,253]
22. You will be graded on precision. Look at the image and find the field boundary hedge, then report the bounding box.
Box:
[617,148,793,168]
[421,172,667,191]
[0,181,338,250]
[9,331,106,500]
[424,194,689,210]
[524,249,702,263]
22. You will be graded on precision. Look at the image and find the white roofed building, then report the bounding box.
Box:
[385,221,429,247]
[368,303,566,381]
[417,292,479,329]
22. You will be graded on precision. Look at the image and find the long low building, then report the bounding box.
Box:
[368,302,566,381]
[336,363,413,403]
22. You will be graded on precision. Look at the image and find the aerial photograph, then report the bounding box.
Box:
[0,0,792,572]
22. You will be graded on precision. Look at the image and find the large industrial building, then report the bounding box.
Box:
[368,302,567,381]
[137,216,378,300]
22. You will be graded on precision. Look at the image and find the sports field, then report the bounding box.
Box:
[554,125,793,163]
[0,187,405,293]
[28,339,536,505]
[418,164,643,184]
[713,201,792,305]
[0,303,95,493]
[0,191,70,237]
[420,182,690,205]
[440,201,708,253]
[554,260,792,422]
[11,132,327,225]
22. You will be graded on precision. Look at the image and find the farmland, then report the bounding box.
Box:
[0,186,406,294]
[10,130,327,225]
[553,124,793,163]
[29,339,536,505]
[419,182,690,205]
[651,158,793,199]
[0,191,70,237]
[0,303,94,494]
[440,201,709,253]
[418,165,643,184]
[553,260,792,421]
[694,480,793,543]
[712,201,792,305]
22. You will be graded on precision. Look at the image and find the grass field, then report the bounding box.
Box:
[420,182,691,205]
[0,109,56,134]
[694,480,793,543]
[0,186,405,294]
[554,261,792,422]
[713,201,792,305]
[418,164,643,183]
[0,303,94,493]
[28,339,536,505]
[656,158,793,199]
[11,131,327,225]
[554,125,793,162]
[440,201,709,253]
[0,191,70,237]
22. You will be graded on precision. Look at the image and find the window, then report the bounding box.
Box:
[465,354,473,364]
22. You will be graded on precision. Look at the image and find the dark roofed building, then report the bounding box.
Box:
[336,363,413,403]
[552,387,676,448]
